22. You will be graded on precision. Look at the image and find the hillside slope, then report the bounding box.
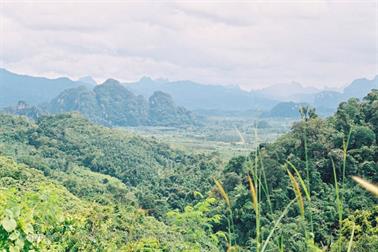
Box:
[0,113,220,216]
[0,156,221,251]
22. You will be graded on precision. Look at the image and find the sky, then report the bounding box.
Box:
[0,0,377,90]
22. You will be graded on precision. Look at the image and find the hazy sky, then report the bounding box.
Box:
[0,0,377,89]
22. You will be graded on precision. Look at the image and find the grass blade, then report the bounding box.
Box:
[261,198,296,252]
[258,149,273,213]
[247,174,260,252]
[303,127,310,192]
[331,159,343,225]
[347,222,356,252]
[342,128,352,186]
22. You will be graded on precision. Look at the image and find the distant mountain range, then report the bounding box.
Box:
[125,75,377,116]
[78,76,98,86]
[0,68,95,107]
[124,77,277,111]
[256,81,321,102]
[312,76,378,112]
[1,68,376,119]
[262,76,377,117]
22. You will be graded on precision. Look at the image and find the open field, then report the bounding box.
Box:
[122,116,297,159]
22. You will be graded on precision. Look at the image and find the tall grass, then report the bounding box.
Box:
[287,167,312,250]
[286,161,311,201]
[279,235,284,252]
[258,149,272,213]
[301,118,315,235]
[347,222,356,252]
[254,129,272,213]
[214,178,231,207]
[342,129,352,187]
[251,128,305,251]
[332,129,352,251]
[210,122,362,251]
[331,158,343,252]
[287,169,305,218]
[212,153,364,251]
[331,159,343,225]
[247,175,260,251]
[303,125,310,192]
[251,128,275,250]
[213,178,235,248]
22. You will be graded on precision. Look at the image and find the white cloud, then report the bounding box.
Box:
[0,0,376,89]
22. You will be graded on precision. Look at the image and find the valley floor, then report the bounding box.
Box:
[123,116,296,159]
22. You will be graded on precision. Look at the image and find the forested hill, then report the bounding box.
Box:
[263,101,308,118]
[0,111,223,249]
[0,155,220,251]
[0,112,220,213]
[217,90,378,250]
[47,79,196,127]
[0,89,377,251]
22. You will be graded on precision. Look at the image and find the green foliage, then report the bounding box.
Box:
[166,197,223,251]
[0,156,222,251]
[349,125,375,148]
[0,113,221,217]
[331,206,378,252]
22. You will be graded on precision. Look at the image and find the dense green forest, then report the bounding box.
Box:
[0,90,377,251]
